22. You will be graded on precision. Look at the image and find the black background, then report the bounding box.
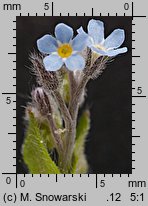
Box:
[17,16,132,174]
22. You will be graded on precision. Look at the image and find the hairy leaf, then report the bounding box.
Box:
[23,112,61,174]
[39,119,55,150]
[71,110,90,173]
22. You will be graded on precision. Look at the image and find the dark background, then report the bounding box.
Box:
[17,16,132,174]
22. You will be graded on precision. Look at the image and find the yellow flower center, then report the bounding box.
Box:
[57,44,73,58]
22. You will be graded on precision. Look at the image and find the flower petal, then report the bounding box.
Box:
[55,23,73,43]
[103,29,125,49]
[88,19,104,44]
[91,46,127,57]
[77,26,94,47]
[77,26,94,48]
[77,26,87,35]
[90,46,107,55]
[37,35,58,54]
[72,33,88,51]
[43,54,63,71]
[105,47,128,56]
[65,54,85,71]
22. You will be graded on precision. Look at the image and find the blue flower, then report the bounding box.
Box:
[78,19,128,57]
[37,23,88,71]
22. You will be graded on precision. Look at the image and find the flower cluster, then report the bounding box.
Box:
[37,19,128,72]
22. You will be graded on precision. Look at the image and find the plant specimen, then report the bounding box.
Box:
[22,19,127,174]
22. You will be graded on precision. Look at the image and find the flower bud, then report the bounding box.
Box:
[30,53,59,91]
[83,56,108,79]
[32,87,51,116]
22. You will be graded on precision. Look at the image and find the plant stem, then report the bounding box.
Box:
[69,56,107,121]
[68,71,77,102]
[46,113,64,156]
[69,75,89,120]
[53,90,72,132]
[53,90,75,172]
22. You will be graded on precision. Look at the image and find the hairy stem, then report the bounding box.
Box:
[69,75,89,120]
[53,90,72,131]
[68,71,77,101]
[67,57,106,165]
[69,56,107,121]
[53,90,75,172]
[46,113,64,158]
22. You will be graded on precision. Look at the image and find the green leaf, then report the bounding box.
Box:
[23,112,61,174]
[73,153,88,174]
[39,119,55,150]
[71,110,90,173]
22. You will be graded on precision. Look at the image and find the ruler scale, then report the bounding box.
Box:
[0,0,147,205]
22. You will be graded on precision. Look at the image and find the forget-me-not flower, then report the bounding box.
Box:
[78,19,128,57]
[37,23,88,71]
